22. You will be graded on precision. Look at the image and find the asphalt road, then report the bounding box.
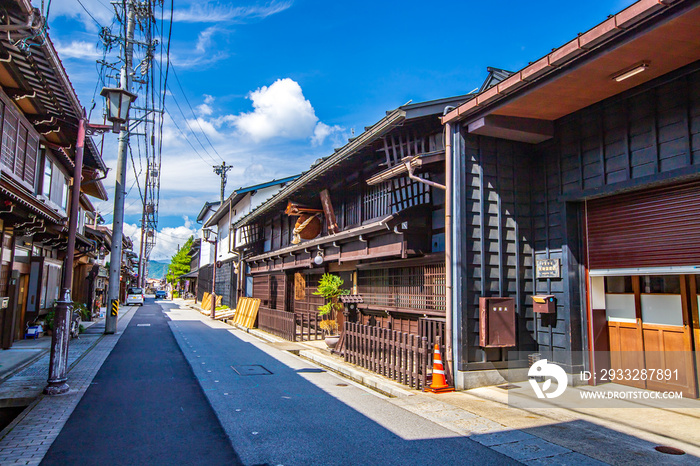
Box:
[41,300,241,466]
[164,302,518,466]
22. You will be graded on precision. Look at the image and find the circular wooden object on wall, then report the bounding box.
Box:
[296,214,321,240]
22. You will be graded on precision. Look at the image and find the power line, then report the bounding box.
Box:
[169,63,224,162]
[76,0,103,29]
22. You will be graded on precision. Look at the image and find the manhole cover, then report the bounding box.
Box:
[497,384,521,390]
[232,365,272,376]
[655,446,685,455]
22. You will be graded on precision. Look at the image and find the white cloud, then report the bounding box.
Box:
[170,51,229,69]
[53,40,103,60]
[197,104,213,116]
[170,1,293,23]
[43,0,114,29]
[196,26,218,53]
[230,78,319,143]
[123,221,198,262]
[311,122,343,146]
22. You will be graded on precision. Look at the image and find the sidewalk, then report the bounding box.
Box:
[0,307,137,465]
[186,299,700,465]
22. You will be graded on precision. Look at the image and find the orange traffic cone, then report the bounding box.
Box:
[429,344,454,393]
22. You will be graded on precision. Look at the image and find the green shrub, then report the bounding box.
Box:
[74,302,90,320]
[44,308,56,330]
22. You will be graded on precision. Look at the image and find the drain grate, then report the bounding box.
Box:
[336,383,348,387]
[655,446,685,455]
[232,365,272,376]
[496,384,521,390]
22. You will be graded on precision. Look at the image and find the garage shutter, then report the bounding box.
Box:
[586,180,700,269]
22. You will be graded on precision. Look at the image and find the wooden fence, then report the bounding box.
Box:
[257,306,296,341]
[256,307,324,342]
[343,322,430,390]
[296,313,323,341]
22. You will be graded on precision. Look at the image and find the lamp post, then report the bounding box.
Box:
[44,87,135,396]
[202,228,218,319]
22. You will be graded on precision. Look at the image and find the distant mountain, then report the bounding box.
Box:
[147,260,170,280]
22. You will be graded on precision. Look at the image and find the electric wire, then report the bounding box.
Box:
[76,0,104,29]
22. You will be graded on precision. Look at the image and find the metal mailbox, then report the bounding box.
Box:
[532,295,556,314]
[479,297,516,348]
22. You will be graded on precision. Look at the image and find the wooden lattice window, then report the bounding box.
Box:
[390,175,431,212]
[363,181,393,222]
[358,264,446,312]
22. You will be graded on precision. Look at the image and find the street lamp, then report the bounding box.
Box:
[100,87,137,132]
[44,87,135,396]
[202,228,218,319]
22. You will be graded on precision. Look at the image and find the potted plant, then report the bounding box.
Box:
[313,273,349,349]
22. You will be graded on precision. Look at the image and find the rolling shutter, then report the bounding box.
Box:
[586,180,700,269]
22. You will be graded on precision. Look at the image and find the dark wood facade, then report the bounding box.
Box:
[237,98,467,333]
[0,0,108,345]
[452,60,700,374]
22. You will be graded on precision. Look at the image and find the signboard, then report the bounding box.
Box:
[536,258,561,279]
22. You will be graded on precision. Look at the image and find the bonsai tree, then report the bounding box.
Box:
[313,273,349,336]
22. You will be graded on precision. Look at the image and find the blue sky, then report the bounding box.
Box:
[40,0,635,260]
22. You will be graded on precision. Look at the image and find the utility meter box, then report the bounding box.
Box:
[479,297,516,348]
[532,295,556,314]
[0,297,8,309]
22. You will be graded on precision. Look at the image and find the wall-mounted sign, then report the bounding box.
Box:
[536,258,561,279]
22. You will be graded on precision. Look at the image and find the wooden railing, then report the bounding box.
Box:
[295,313,324,341]
[257,306,296,341]
[255,307,324,342]
[343,322,430,390]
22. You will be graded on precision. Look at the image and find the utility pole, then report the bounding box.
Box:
[213,161,233,203]
[138,165,149,288]
[106,1,136,335]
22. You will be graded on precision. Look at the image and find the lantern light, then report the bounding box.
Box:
[100,87,137,132]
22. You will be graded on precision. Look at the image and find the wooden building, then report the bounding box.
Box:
[232,95,468,351]
[0,0,108,345]
[201,176,300,308]
[443,0,700,394]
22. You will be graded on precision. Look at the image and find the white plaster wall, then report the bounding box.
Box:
[198,208,217,266]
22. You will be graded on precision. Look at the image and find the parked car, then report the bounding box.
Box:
[125,287,145,306]
[155,290,167,300]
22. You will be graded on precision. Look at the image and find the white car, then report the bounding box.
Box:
[125,287,145,306]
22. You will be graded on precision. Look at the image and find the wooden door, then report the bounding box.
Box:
[605,275,696,396]
[607,277,645,389]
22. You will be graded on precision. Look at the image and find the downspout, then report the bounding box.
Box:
[444,108,454,385]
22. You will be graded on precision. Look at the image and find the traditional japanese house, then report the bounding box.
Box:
[202,175,300,308]
[443,0,700,394]
[0,0,108,346]
[232,95,469,361]
[195,201,220,303]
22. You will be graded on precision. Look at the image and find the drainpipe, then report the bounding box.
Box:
[444,110,454,385]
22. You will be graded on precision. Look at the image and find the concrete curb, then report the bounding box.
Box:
[223,316,416,398]
[297,349,414,398]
